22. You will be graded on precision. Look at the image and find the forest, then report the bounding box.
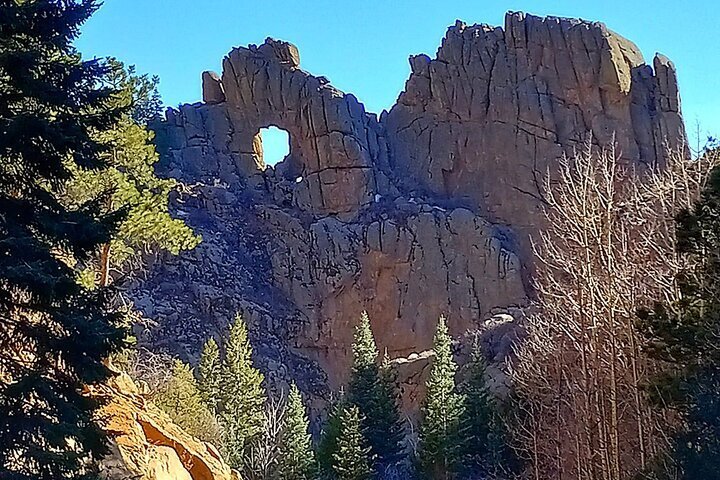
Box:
[1,2,719,480]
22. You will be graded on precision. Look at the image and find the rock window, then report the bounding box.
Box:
[256,126,290,167]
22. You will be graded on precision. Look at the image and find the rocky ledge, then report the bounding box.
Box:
[92,373,239,480]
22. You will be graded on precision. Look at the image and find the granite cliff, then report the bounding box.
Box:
[128,12,685,410]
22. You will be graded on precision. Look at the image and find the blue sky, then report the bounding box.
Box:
[78,0,719,159]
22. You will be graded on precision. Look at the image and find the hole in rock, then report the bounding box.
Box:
[257,126,290,167]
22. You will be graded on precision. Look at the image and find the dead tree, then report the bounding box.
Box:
[510,142,716,480]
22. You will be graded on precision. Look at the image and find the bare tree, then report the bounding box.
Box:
[510,141,716,480]
[242,394,287,480]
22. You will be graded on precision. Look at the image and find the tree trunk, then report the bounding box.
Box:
[99,242,111,287]
[99,193,114,288]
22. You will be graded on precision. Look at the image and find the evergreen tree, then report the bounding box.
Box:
[63,59,199,288]
[277,383,316,480]
[347,311,377,451]
[119,61,162,125]
[347,312,405,470]
[332,404,374,480]
[199,337,222,413]
[458,341,519,479]
[0,1,127,477]
[317,394,347,477]
[417,317,465,479]
[153,360,221,445]
[670,369,720,479]
[638,165,720,477]
[219,314,266,468]
[374,350,406,466]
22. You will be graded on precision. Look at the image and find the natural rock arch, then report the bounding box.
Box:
[199,38,379,216]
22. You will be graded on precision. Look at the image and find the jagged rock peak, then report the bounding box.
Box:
[386,11,684,257]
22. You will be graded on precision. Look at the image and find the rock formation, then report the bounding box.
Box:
[92,372,239,480]
[130,12,686,410]
[383,15,684,259]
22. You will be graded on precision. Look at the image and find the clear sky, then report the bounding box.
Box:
[77,0,719,157]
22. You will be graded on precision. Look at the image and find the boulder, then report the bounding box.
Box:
[92,373,239,480]
[202,71,225,104]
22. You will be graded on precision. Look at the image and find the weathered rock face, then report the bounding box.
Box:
[384,15,684,258]
[92,373,239,480]
[131,12,685,409]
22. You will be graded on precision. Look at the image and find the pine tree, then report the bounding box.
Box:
[418,316,465,479]
[347,312,405,470]
[458,341,519,478]
[317,395,346,477]
[277,383,316,480]
[119,61,162,126]
[0,1,127,477]
[332,404,374,480]
[199,337,222,412]
[374,351,406,466]
[63,59,199,288]
[348,311,377,432]
[219,314,266,468]
[638,165,720,477]
[153,360,221,445]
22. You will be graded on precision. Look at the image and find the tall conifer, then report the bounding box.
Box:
[374,350,406,466]
[63,59,199,288]
[277,383,315,480]
[0,1,126,477]
[458,341,519,478]
[317,394,346,477]
[417,317,465,479]
[332,404,374,480]
[199,337,221,412]
[347,312,405,470]
[219,314,266,468]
